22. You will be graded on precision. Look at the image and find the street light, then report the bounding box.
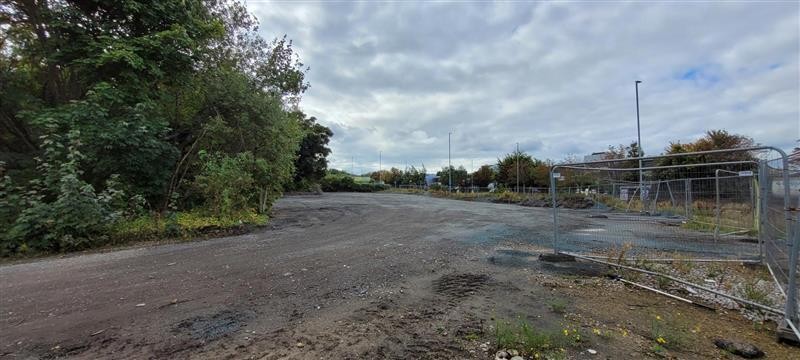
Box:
[379,151,382,184]
[635,80,644,210]
[516,142,520,193]
[448,132,452,192]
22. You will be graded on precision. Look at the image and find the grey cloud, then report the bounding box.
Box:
[251,1,799,173]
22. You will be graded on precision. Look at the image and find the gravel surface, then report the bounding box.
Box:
[1,193,796,359]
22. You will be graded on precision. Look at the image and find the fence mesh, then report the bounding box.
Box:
[550,147,799,338]
[552,158,761,260]
[762,157,799,326]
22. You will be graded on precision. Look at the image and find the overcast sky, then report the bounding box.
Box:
[249,1,800,173]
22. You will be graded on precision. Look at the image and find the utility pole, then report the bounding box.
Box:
[635,80,644,210]
[516,142,520,193]
[379,151,382,184]
[448,132,452,192]
[352,156,355,176]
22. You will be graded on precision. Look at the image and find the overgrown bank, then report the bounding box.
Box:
[0,1,331,256]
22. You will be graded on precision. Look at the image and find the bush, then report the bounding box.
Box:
[1,131,124,254]
[193,151,258,217]
[320,175,387,192]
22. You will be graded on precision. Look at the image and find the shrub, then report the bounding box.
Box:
[193,151,257,217]
[320,174,387,192]
[2,131,124,254]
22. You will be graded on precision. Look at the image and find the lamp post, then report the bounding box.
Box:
[379,151,382,184]
[516,142,520,193]
[635,80,644,210]
[448,132,452,192]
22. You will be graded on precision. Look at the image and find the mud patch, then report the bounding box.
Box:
[172,309,251,342]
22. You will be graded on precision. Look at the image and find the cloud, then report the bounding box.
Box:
[249,1,799,172]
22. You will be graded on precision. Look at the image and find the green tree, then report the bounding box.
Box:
[472,165,496,187]
[655,130,755,180]
[436,166,469,187]
[496,151,548,188]
[290,111,332,187]
[0,0,317,254]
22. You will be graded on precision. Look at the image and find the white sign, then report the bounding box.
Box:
[552,172,561,178]
[738,171,753,177]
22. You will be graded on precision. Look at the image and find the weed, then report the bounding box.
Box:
[464,332,480,341]
[656,275,671,289]
[671,253,694,275]
[548,298,567,314]
[650,313,691,350]
[494,318,574,356]
[495,319,517,350]
[616,243,633,265]
[706,262,723,279]
[634,257,656,272]
[624,269,642,282]
[740,280,773,307]
[520,322,555,352]
[592,327,613,339]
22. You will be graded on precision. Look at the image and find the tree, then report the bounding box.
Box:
[655,130,756,180]
[399,166,426,185]
[436,166,469,188]
[0,0,319,254]
[472,165,496,187]
[496,151,549,188]
[290,111,332,186]
[789,144,800,167]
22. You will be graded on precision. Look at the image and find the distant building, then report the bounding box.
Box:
[425,174,440,186]
[583,152,607,162]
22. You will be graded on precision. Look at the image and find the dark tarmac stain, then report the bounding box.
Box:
[172,309,251,341]
[488,249,535,268]
[540,261,606,277]
[495,249,535,257]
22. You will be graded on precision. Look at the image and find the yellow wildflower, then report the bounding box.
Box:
[592,328,601,335]
[657,337,667,344]
[656,315,662,321]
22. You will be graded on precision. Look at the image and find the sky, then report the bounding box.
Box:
[248,1,800,174]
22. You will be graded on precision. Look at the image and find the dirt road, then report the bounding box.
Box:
[1,193,796,359]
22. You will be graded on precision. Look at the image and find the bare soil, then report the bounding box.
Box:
[1,193,797,359]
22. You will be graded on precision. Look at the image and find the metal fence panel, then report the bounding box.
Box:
[550,147,798,339]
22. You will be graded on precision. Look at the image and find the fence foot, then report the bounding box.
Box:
[539,253,575,263]
[776,319,800,345]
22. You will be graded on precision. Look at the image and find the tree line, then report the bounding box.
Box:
[353,130,759,190]
[0,0,332,255]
